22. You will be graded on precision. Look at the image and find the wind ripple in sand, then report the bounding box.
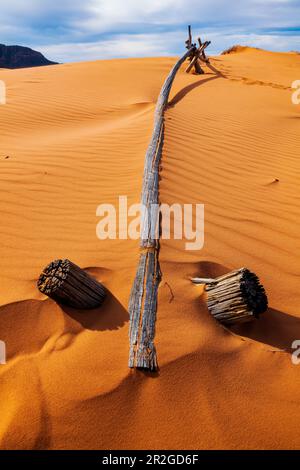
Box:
[0,51,300,449]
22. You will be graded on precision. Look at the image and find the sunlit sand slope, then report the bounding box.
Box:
[0,49,299,449]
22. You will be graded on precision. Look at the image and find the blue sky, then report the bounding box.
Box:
[0,0,299,62]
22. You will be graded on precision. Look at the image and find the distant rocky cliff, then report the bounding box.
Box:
[0,44,58,69]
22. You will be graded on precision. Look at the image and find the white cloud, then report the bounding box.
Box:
[38,30,300,64]
[38,32,182,63]
[71,0,300,32]
[0,0,299,60]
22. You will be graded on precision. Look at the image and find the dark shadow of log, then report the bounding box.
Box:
[231,307,300,351]
[62,291,128,332]
[189,260,230,280]
[168,75,221,108]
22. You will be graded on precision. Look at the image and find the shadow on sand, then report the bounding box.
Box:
[62,290,129,332]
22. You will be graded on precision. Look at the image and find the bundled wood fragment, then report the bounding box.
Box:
[37,259,106,309]
[192,268,268,325]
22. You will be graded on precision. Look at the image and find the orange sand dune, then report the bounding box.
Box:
[0,49,300,449]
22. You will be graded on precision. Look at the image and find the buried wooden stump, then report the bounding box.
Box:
[37,259,106,309]
[192,268,268,325]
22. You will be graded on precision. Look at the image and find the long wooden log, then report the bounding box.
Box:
[128,46,195,370]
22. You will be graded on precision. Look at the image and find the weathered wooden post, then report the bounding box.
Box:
[37,259,106,309]
[128,28,199,371]
[185,35,211,75]
[192,268,268,325]
[197,38,209,64]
